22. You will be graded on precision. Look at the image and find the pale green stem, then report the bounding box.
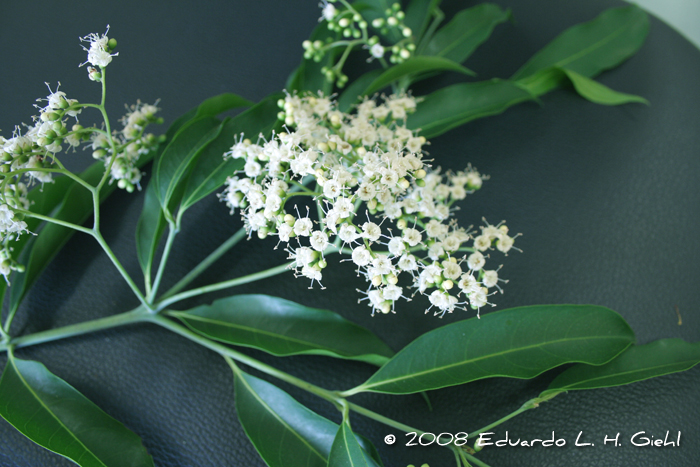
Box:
[17,209,94,235]
[467,397,545,440]
[154,262,292,311]
[0,307,148,353]
[463,452,491,467]
[346,401,426,435]
[151,314,342,405]
[159,227,248,301]
[92,230,152,311]
[147,222,179,304]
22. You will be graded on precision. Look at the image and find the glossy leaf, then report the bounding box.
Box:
[338,69,383,112]
[355,435,384,467]
[407,79,533,138]
[234,369,338,467]
[135,176,168,281]
[405,0,442,43]
[561,68,649,105]
[511,6,649,80]
[0,354,154,467]
[350,305,635,395]
[423,4,510,64]
[166,92,252,139]
[362,56,475,96]
[541,338,700,397]
[173,294,393,366]
[180,93,286,212]
[515,66,648,105]
[154,116,221,211]
[192,93,253,119]
[328,421,380,467]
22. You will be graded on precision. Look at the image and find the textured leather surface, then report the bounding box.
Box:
[1,1,699,466]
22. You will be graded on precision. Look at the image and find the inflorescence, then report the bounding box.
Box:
[221,93,518,317]
[304,1,417,87]
[0,28,161,282]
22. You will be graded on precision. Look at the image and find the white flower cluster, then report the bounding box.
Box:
[0,29,161,282]
[80,26,118,81]
[91,101,162,192]
[221,93,518,317]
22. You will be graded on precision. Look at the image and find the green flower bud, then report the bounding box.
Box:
[107,38,117,50]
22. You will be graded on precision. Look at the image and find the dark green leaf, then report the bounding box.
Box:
[193,93,253,119]
[180,94,283,211]
[514,66,649,104]
[407,79,534,138]
[135,176,167,281]
[363,56,475,97]
[349,305,635,395]
[560,68,649,105]
[542,338,700,397]
[355,435,384,467]
[173,294,393,366]
[511,6,649,80]
[154,116,221,211]
[423,4,510,63]
[328,422,379,467]
[234,369,338,467]
[0,354,154,467]
[338,69,383,112]
[167,92,253,139]
[405,0,442,43]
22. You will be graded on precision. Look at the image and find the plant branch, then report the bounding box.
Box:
[159,227,248,301]
[155,262,292,311]
[0,307,149,353]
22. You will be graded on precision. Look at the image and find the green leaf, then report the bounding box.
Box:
[0,354,154,467]
[560,68,649,105]
[350,305,635,395]
[355,435,384,467]
[407,79,534,138]
[338,69,383,112]
[173,294,393,366]
[167,92,253,139]
[362,56,475,97]
[328,421,380,467]
[511,6,649,81]
[135,176,167,281]
[180,94,283,212]
[542,338,700,397]
[404,0,442,43]
[234,369,338,467]
[514,66,648,104]
[154,116,221,211]
[192,93,253,119]
[423,4,510,63]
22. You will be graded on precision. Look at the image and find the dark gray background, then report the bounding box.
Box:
[1,1,698,466]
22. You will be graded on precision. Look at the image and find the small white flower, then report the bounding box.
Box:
[352,245,372,266]
[310,230,329,251]
[482,270,499,288]
[467,252,486,271]
[294,217,313,237]
[370,43,384,59]
[362,222,381,242]
[321,2,337,21]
